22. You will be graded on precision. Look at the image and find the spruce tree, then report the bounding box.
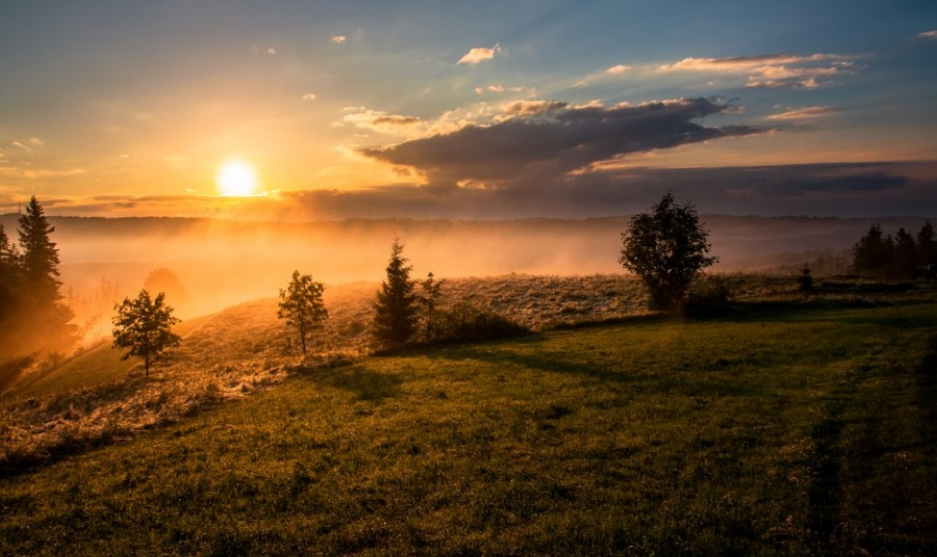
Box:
[918,221,937,265]
[373,238,419,347]
[17,196,62,304]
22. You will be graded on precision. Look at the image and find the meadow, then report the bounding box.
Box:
[1,275,936,555]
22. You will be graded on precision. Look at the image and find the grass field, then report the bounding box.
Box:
[1,289,935,556]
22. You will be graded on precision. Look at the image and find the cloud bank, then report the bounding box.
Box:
[361,98,761,190]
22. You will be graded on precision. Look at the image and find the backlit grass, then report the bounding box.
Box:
[2,299,935,556]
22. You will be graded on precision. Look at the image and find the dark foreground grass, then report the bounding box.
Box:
[1,302,936,556]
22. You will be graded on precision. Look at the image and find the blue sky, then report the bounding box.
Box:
[0,0,935,218]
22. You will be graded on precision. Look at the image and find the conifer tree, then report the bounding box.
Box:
[918,221,937,265]
[373,238,419,347]
[17,196,62,303]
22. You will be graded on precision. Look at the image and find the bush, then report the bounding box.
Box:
[684,276,733,316]
[429,302,530,344]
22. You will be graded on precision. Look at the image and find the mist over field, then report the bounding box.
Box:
[1,213,929,323]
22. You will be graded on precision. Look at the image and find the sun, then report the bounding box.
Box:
[216,160,259,196]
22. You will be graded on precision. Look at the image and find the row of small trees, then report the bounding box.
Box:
[6,193,719,374]
[275,192,718,357]
[851,222,936,279]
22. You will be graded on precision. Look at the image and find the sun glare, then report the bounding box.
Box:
[216,160,259,196]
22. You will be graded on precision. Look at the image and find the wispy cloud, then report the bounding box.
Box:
[302,93,317,101]
[918,30,937,40]
[606,64,631,75]
[341,110,426,135]
[457,44,502,65]
[267,47,277,55]
[657,53,858,89]
[766,106,837,120]
[332,35,347,44]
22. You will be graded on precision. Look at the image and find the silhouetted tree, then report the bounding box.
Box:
[0,224,20,331]
[893,228,918,279]
[277,271,329,356]
[918,221,937,265]
[851,225,894,278]
[112,290,181,376]
[17,196,62,304]
[373,238,419,347]
[619,192,716,311]
[420,272,445,342]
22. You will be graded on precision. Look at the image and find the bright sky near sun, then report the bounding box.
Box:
[0,0,935,218]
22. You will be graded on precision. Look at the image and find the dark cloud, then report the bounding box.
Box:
[361,98,762,190]
[372,115,422,126]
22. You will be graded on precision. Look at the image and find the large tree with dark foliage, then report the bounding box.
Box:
[112,290,181,376]
[0,198,76,357]
[18,196,63,304]
[893,228,918,280]
[619,192,716,311]
[373,238,419,347]
[851,225,894,278]
[918,221,937,265]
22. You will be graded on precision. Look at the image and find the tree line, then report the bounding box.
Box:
[851,222,936,279]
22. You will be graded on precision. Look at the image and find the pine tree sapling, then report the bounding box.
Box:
[373,238,419,347]
[277,271,329,356]
[619,192,716,311]
[112,290,181,376]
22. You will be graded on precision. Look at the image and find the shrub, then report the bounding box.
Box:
[684,276,733,316]
[430,302,530,344]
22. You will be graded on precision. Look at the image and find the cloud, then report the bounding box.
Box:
[267,47,277,55]
[500,100,567,116]
[457,44,502,65]
[766,106,837,120]
[332,35,347,44]
[918,30,937,39]
[361,97,762,191]
[341,110,426,135]
[606,64,631,75]
[302,93,317,101]
[372,115,422,126]
[11,141,33,154]
[658,53,858,89]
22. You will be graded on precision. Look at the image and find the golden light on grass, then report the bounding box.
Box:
[216,160,259,196]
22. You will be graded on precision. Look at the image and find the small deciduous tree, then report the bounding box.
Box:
[112,290,181,376]
[373,238,419,347]
[277,271,329,356]
[420,272,445,342]
[619,192,716,311]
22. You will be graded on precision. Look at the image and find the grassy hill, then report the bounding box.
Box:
[1,284,936,556]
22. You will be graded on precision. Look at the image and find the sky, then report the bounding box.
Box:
[1,0,935,219]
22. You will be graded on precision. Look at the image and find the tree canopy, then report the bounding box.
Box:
[277,271,329,356]
[619,192,716,311]
[112,290,181,375]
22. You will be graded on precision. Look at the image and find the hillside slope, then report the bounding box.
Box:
[1,299,936,555]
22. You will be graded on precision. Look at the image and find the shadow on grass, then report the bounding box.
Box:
[299,365,403,402]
